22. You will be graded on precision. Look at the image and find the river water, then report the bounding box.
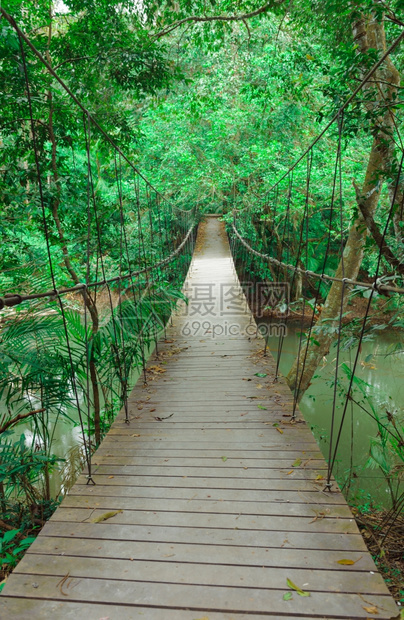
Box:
[261,322,404,509]
[5,345,151,499]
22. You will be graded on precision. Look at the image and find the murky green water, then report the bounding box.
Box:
[4,340,155,499]
[262,323,404,508]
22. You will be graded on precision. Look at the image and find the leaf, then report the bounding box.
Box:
[337,557,362,565]
[286,578,310,597]
[283,592,293,601]
[91,510,123,523]
[363,605,378,614]
[276,427,284,434]
[254,373,267,377]
[2,529,20,545]
[131,434,141,437]
[292,458,301,467]
[149,365,167,373]
[221,456,227,462]
[257,404,267,410]
[286,470,293,475]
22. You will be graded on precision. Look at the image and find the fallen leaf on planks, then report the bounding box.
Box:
[148,365,167,373]
[363,606,379,614]
[276,427,284,434]
[283,592,293,601]
[131,433,141,437]
[286,578,310,597]
[292,458,301,467]
[56,572,70,596]
[91,510,123,523]
[154,413,174,421]
[337,556,362,566]
[309,510,327,524]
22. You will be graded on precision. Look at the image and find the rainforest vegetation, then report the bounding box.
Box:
[0,0,403,601]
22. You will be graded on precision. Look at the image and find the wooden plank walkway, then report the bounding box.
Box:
[0,217,399,619]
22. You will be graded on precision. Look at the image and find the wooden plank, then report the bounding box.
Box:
[0,598,350,620]
[40,521,368,552]
[94,448,322,457]
[89,464,327,479]
[51,497,354,518]
[2,574,398,619]
[48,507,358,533]
[19,536,375,571]
[16,554,383,592]
[93,449,325,462]
[72,474,345,500]
[60,495,351,518]
[92,441,320,451]
[103,432,317,442]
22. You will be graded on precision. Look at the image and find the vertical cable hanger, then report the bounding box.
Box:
[117,162,148,385]
[275,170,293,380]
[114,152,130,424]
[325,110,345,490]
[293,128,345,407]
[135,175,157,356]
[83,112,95,482]
[291,151,313,419]
[18,30,94,483]
[84,121,128,426]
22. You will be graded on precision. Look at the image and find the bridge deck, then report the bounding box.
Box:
[0,217,399,619]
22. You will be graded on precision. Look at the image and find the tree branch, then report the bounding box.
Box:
[353,179,404,276]
[152,1,278,40]
[0,408,45,435]
[54,54,100,70]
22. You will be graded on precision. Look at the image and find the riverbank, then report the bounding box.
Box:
[354,510,404,605]
[249,289,403,330]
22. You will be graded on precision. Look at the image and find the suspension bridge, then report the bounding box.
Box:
[0,7,403,620]
[0,216,399,619]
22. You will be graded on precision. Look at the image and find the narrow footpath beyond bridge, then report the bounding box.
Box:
[0,217,399,619]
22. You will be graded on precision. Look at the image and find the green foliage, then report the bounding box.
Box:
[0,0,404,586]
[0,528,36,582]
